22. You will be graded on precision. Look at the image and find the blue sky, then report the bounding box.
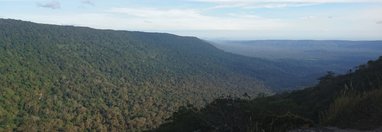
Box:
[1,0,382,40]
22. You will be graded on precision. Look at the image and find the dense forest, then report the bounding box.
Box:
[156,56,382,131]
[0,19,323,131]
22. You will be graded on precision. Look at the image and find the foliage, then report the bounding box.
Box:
[0,19,319,131]
[156,57,382,131]
[322,87,382,129]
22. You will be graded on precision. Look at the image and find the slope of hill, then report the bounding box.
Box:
[0,19,318,131]
[156,56,382,131]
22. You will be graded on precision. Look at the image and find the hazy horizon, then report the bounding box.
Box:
[1,0,382,40]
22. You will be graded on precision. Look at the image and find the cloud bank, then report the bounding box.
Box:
[2,0,381,40]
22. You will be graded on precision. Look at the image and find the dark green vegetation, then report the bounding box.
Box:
[0,19,323,131]
[157,57,382,132]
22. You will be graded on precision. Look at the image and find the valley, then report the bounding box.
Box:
[2,0,381,131]
[0,19,381,131]
[0,19,316,131]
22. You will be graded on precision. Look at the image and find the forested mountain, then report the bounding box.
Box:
[0,19,318,131]
[211,40,382,85]
[157,57,382,131]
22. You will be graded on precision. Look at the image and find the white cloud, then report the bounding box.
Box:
[37,1,61,9]
[109,8,201,18]
[82,0,95,6]
[2,0,381,40]
[194,0,382,3]
[4,5,381,40]
[0,0,31,1]
[193,0,382,8]
[300,16,318,20]
[107,7,285,30]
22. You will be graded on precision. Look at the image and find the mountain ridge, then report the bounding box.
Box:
[0,19,314,131]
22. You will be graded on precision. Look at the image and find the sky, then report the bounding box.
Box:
[0,0,382,40]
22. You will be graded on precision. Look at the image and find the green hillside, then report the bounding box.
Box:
[0,19,316,131]
[157,56,382,131]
